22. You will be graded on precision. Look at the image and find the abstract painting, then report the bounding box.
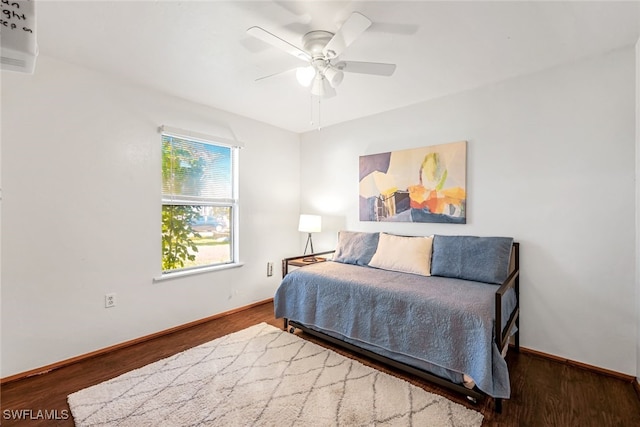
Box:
[359,141,467,223]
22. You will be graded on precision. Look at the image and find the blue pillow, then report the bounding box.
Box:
[333,231,380,266]
[431,235,513,284]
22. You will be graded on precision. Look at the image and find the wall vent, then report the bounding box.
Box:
[1,0,38,74]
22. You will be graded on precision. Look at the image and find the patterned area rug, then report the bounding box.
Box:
[68,323,483,426]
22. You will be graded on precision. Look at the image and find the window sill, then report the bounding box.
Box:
[153,262,245,282]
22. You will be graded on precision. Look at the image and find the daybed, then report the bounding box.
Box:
[274,231,520,412]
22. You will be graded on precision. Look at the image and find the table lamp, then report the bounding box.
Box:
[298,214,321,260]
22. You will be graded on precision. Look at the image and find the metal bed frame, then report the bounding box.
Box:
[281,243,520,413]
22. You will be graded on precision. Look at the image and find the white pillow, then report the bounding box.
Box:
[368,233,434,276]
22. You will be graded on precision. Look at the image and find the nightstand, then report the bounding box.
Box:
[282,251,334,278]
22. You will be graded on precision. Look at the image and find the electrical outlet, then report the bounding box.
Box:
[105,293,116,308]
[267,262,273,277]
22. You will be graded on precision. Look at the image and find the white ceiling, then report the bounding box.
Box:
[35,1,640,133]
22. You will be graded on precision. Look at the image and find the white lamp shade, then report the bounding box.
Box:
[310,75,324,96]
[298,214,321,233]
[296,66,316,87]
[310,75,336,98]
[324,66,344,88]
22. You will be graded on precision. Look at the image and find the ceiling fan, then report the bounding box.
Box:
[247,12,396,98]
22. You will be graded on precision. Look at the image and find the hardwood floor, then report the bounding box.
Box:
[1,301,639,426]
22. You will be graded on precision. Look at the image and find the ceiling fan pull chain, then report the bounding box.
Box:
[317,95,322,131]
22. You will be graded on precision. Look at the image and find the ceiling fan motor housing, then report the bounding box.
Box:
[302,31,335,57]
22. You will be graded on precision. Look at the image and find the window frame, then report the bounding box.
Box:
[157,126,241,280]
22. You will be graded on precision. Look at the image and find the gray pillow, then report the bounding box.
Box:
[431,235,514,284]
[333,231,380,266]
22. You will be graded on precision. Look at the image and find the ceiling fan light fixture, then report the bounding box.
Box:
[324,66,344,88]
[323,78,337,98]
[310,75,336,98]
[296,66,316,87]
[310,75,324,96]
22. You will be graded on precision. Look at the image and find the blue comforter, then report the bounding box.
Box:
[274,261,516,398]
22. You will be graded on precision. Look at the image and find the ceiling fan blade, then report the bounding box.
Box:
[255,67,298,82]
[322,12,372,58]
[247,26,311,62]
[336,61,396,76]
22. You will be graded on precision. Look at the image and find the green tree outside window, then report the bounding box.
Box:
[161,134,233,272]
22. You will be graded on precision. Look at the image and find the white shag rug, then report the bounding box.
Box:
[68,323,483,426]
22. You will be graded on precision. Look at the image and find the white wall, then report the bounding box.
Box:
[0,56,301,378]
[636,37,640,384]
[301,47,637,376]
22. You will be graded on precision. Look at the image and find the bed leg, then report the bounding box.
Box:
[494,398,503,413]
[515,317,520,352]
[283,318,296,333]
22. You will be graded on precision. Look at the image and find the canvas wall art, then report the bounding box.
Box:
[359,141,467,223]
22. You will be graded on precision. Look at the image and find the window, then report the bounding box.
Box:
[161,127,239,275]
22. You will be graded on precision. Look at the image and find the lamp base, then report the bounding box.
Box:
[303,233,315,255]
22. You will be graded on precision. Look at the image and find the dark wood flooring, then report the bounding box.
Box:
[1,301,639,426]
